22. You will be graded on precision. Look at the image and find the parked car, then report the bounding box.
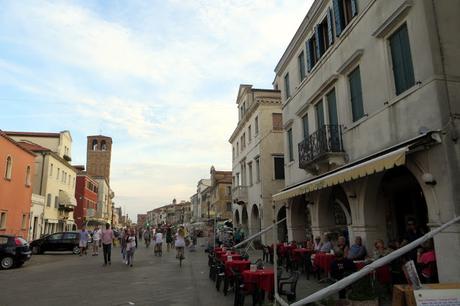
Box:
[0,235,32,269]
[30,232,81,255]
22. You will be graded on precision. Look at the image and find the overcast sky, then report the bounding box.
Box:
[0,0,313,219]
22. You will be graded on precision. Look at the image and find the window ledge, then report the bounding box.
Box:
[343,114,370,131]
[287,161,295,167]
[4,178,11,182]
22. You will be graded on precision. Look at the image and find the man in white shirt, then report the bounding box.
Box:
[92,225,102,256]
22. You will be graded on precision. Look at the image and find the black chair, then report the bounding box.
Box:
[209,256,218,281]
[223,267,238,296]
[262,245,270,263]
[278,271,300,303]
[234,272,258,306]
[216,262,226,291]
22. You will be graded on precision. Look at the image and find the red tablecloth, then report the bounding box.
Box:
[242,268,275,294]
[354,261,366,270]
[225,259,251,276]
[354,261,391,283]
[276,244,296,257]
[313,253,336,273]
[214,247,223,252]
[220,254,242,263]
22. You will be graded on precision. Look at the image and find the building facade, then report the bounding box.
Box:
[273,0,460,281]
[93,177,113,225]
[0,132,35,238]
[7,131,77,234]
[209,167,232,220]
[229,85,285,243]
[74,172,99,229]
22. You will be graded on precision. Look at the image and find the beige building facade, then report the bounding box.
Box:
[229,85,285,243]
[273,0,460,282]
[209,167,232,220]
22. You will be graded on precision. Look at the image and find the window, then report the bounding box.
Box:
[101,140,107,151]
[50,163,53,176]
[298,51,306,81]
[255,116,259,135]
[287,129,294,162]
[302,114,310,139]
[315,101,325,129]
[226,202,232,212]
[274,156,285,180]
[226,186,232,196]
[248,162,253,186]
[241,133,246,150]
[0,212,6,229]
[21,214,27,229]
[54,196,59,208]
[47,194,51,207]
[272,113,283,131]
[315,17,330,59]
[248,125,252,142]
[349,66,365,122]
[306,37,318,71]
[327,89,339,125]
[48,233,63,240]
[57,168,60,180]
[92,139,98,151]
[389,24,415,95]
[255,158,260,183]
[236,173,240,186]
[4,156,12,180]
[333,0,358,36]
[232,147,235,160]
[25,166,31,186]
[63,232,78,240]
[236,142,239,156]
[284,73,291,99]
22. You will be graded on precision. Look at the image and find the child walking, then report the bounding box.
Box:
[126,229,137,267]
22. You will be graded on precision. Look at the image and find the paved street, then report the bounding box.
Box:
[1,242,235,306]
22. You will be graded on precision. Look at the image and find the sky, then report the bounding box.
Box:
[0,0,313,219]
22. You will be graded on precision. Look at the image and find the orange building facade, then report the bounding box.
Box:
[0,132,35,238]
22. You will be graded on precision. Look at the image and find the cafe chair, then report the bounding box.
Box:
[209,256,218,281]
[223,267,238,296]
[234,273,258,306]
[216,262,226,291]
[278,271,300,303]
[262,245,270,262]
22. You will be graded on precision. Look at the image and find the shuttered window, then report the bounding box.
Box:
[315,101,325,129]
[333,0,358,37]
[302,114,309,139]
[298,51,306,81]
[327,89,339,125]
[349,66,365,122]
[287,129,294,162]
[284,73,291,99]
[389,24,415,95]
[274,157,285,180]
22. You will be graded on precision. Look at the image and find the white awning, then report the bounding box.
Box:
[45,219,59,224]
[273,146,408,202]
[59,190,77,207]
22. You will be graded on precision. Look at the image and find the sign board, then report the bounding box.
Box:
[414,289,460,306]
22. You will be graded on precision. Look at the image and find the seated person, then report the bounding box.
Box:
[372,239,390,260]
[319,234,333,253]
[313,236,322,252]
[347,236,367,261]
[305,237,314,250]
[417,239,437,283]
[331,250,356,298]
[336,236,349,258]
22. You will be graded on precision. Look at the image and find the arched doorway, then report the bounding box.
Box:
[250,204,261,236]
[379,166,429,242]
[241,206,249,238]
[277,206,288,243]
[289,195,313,242]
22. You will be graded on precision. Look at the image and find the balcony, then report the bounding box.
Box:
[232,186,248,204]
[298,124,347,174]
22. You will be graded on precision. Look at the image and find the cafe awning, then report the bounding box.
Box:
[59,190,77,207]
[273,146,408,202]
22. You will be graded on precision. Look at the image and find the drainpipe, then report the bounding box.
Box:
[39,152,46,196]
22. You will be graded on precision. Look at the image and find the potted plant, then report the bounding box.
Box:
[347,275,379,306]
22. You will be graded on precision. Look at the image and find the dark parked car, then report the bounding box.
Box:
[30,231,81,255]
[0,235,31,269]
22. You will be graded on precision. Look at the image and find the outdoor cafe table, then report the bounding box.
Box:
[242,268,275,295]
[292,248,313,262]
[219,252,241,262]
[276,244,296,257]
[313,253,336,273]
[225,259,251,276]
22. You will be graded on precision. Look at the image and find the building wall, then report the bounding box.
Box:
[0,136,35,238]
[74,175,98,228]
[29,194,45,240]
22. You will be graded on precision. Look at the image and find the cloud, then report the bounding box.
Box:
[0,0,312,217]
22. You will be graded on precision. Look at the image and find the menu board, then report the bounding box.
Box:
[414,289,460,306]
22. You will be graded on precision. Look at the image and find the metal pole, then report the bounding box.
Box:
[233,217,287,249]
[273,202,278,306]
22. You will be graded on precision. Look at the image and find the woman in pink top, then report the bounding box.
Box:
[417,239,437,283]
[101,223,114,266]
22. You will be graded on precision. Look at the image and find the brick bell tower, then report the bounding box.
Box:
[86,135,112,183]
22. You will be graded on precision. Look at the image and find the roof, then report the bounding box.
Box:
[4,131,60,138]
[87,135,112,140]
[16,141,51,152]
[0,132,36,156]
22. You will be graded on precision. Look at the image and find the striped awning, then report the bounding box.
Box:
[273,146,408,202]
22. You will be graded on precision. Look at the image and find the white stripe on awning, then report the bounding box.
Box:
[273,146,408,202]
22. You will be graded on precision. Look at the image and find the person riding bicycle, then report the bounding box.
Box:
[175,226,186,260]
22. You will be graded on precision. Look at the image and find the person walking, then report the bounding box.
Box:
[101,223,114,266]
[79,225,89,256]
[166,227,173,252]
[175,226,186,260]
[92,225,101,256]
[120,228,128,263]
[154,229,163,256]
[126,229,137,267]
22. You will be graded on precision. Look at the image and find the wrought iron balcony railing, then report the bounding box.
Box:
[232,185,248,204]
[298,124,344,169]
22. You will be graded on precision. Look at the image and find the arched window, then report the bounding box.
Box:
[25,166,31,186]
[4,156,12,180]
[101,140,107,151]
[92,139,98,151]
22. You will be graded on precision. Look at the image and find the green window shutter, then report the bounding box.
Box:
[349,67,364,122]
[315,101,325,129]
[351,0,358,17]
[306,40,314,72]
[284,73,290,99]
[390,24,415,95]
[315,25,324,58]
[298,51,306,80]
[327,8,334,46]
[302,114,309,139]
[327,89,338,126]
[333,0,344,37]
[287,129,294,162]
